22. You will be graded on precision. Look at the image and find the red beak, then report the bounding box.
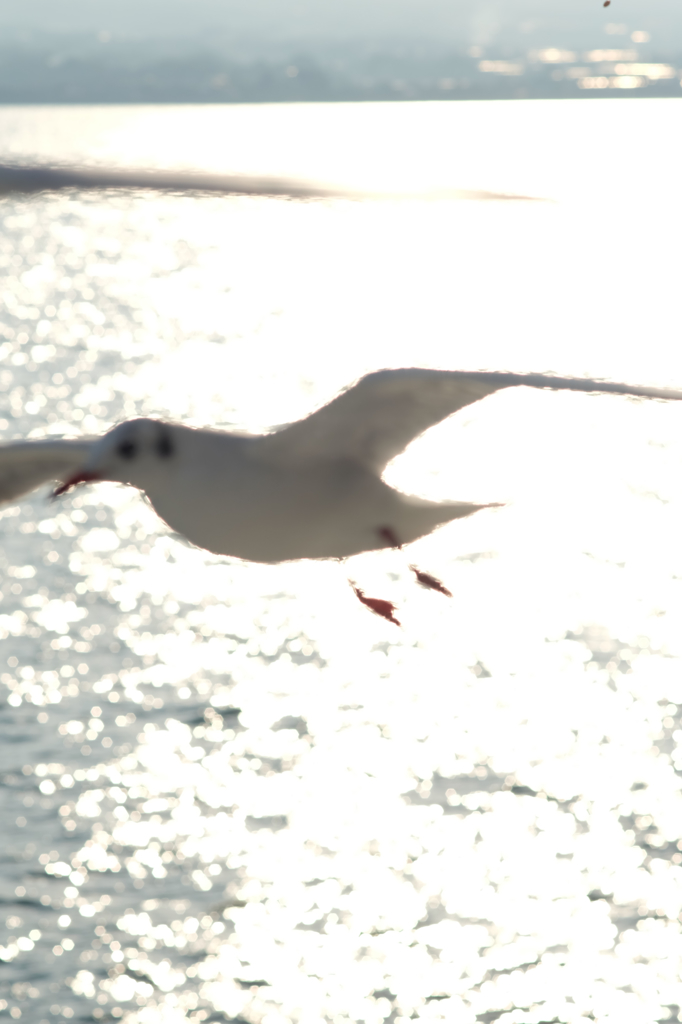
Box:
[52,471,101,498]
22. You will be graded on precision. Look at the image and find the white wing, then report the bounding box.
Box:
[0,439,93,504]
[0,163,350,200]
[258,368,682,474]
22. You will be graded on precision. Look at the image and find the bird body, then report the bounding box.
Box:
[149,436,481,562]
[3,368,682,566]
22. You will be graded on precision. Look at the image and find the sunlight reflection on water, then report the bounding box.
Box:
[0,101,682,1024]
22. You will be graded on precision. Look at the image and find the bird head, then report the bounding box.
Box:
[54,419,176,496]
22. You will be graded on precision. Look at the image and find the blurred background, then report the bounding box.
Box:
[2,2,682,1024]
[0,0,679,103]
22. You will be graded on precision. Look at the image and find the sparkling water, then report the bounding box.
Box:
[1,99,682,1024]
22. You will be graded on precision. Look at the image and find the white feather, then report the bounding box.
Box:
[2,368,681,562]
[259,368,682,474]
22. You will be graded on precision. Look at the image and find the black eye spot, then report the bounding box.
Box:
[156,431,174,458]
[117,441,136,459]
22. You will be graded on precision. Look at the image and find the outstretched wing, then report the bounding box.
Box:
[0,163,350,200]
[258,368,682,474]
[0,439,93,504]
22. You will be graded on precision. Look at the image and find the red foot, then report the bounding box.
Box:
[352,586,401,626]
[378,526,402,549]
[410,566,452,598]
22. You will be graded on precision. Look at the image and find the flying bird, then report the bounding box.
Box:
[1,368,680,622]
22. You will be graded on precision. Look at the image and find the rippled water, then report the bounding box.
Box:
[1,100,682,1024]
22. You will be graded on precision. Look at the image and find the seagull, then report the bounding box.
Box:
[1,368,681,622]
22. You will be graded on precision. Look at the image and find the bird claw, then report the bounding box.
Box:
[410,565,452,597]
[351,584,401,626]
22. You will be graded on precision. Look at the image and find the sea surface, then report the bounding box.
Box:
[0,99,682,1024]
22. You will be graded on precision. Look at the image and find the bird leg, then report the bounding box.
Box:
[409,566,452,597]
[349,530,403,624]
[377,525,452,599]
[350,583,401,626]
[378,526,402,549]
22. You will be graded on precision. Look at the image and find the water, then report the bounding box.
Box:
[0,99,682,1024]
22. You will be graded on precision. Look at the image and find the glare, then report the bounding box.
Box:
[1,100,682,1024]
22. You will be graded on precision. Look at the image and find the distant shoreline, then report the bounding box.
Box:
[0,38,679,104]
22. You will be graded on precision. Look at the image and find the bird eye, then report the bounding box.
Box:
[117,440,136,459]
[156,432,174,458]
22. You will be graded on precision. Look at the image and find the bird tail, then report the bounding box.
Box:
[438,500,505,526]
[391,497,503,548]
